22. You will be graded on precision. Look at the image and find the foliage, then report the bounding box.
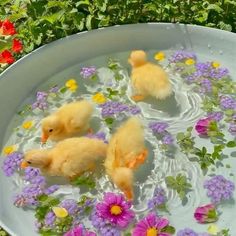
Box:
[0,0,235,57]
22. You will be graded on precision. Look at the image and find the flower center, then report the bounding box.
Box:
[110,205,122,215]
[146,227,158,236]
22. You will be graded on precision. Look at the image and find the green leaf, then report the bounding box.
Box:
[176,132,185,141]
[162,225,176,234]
[60,87,67,93]
[207,4,223,13]
[226,141,236,148]
[104,117,114,126]
[41,10,65,24]
[71,175,96,189]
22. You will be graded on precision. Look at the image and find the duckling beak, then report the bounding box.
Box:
[41,133,49,143]
[124,189,133,201]
[20,161,29,169]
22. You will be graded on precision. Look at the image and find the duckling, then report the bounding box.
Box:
[41,100,93,143]
[104,117,148,200]
[128,50,172,101]
[22,137,107,180]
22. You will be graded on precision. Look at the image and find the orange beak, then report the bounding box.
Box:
[20,161,29,169]
[124,189,133,201]
[41,133,49,143]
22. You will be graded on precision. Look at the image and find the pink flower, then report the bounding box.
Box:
[133,213,174,236]
[194,204,218,223]
[96,192,135,228]
[64,224,96,236]
[195,117,212,135]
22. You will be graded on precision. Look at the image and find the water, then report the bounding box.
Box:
[2,50,236,233]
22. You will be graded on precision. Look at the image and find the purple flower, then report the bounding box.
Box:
[24,167,40,181]
[220,96,236,110]
[194,204,218,223]
[204,175,235,204]
[99,101,129,118]
[148,187,167,210]
[44,185,59,195]
[80,66,97,79]
[31,91,48,110]
[177,228,198,236]
[44,211,56,227]
[228,123,236,135]
[129,105,141,115]
[49,85,59,93]
[132,213,173,236]
[169,51,196,63]
[96,192,134,229]
[207,112,224,122]
[86,132,107,143]
[60,199,79,215]
[200,79,212,93]
[2,152,23,176]
[162,134,174,145]
[149,122,169,134]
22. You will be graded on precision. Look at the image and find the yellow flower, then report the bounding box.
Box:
[92,93,106,104]
[154,52,165,61]
[207,224,220,235]
[185,58,195,65]
[52,207,68,218]
[3,145,16,155]
[65,79,78,92]
[212,61,220,68]
[22,121,33,129]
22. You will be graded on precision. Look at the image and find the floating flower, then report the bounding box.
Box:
[32,91,48,110]
[194,204,218,223]
[195,117,213,135]
[80,66,97,79]
[129,105,141,115]
[154,52,165,61]
[162,134,174,145]
[212,61,220,68]
[3,145,16,155]
[64,224,96,236]
[60,199,79,216]
[86,131,107,143]
[12,39,23,53]
[92,93,106,104]
[204,175,235,204]
[149,122,169,134]
[207,112,224,122]
[44,211,56,227]
[0,19,16,35]
[52,207,68,218]
[22,120,34,129]
[2,152,23,176]
[185,58,195,65]
[133,213,174,236]
[0,50,15,64]
[99,101,129,118]
[96,192,134,229]
[220,95,236,110]
[177,228,198,236]
[229,123,236,135]
[147,187,167,211]
[169,51,196,63]
[207,224,220,235]
[65,79,78,92]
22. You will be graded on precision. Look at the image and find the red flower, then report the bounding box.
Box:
[0,50,15,64]
[12,39,23,53]
[0,19,16,36]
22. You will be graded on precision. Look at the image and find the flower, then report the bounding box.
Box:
[96,192,134,228]
[204,175,235,204]
[44,211,56,227]
[22,120,34,129]
[80,66,96,79]
[149,122,169,134]
[3,145,16,155]
[185,59,195,65]
[65,79,78,92]
[162,134,174,145]
[44,185,59,195]
[60,199,79,215]
[12,39,23,53]
[32,91,48,110]
[2,152,23,176]
[86,131,107,143]
[92,93,106,104]
[129,105,141,115]
[99,101,129,118]
[147,187,167,211]
[64,224,96,236]
[0,50,15,64]
[24,167,41,182]
[133,213,174,236]
[200,79,212,93]
[195,117,213,135]
[52,207,69,218]
[220,96,236,110]
[229,123,236,135]
[212,61,220,68]
[0,19,16,35]
[154,52,165,61]
[169,51,196,63]
[177,228,198,236]
[194,204,218,223]
[207,112,224,122]
[207,224,220,235]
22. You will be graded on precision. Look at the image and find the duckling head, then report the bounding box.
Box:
[41,115,63,143]
[23,149,50,168]
[128,50,147,68]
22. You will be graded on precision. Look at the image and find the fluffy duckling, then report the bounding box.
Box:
[104,117,148,200]
[22,137,107,180]
[128,50,172,101]
[41,100,93,143]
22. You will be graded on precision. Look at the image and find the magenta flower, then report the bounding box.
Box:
[194,204,218,223]
[96,192,134,229]
[133,213,174,236]
[64,224,96,236]
[195,117,212,135]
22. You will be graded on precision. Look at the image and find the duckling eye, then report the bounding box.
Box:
[49,129,53,133]
[27,161,32,164]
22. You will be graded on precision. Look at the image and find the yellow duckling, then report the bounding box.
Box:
[104,117,148,200]
[41,100,93,143]
[22,137,107,180]
[128,50,172,101]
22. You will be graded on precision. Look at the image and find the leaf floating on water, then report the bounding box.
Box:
[71,175,96,189]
